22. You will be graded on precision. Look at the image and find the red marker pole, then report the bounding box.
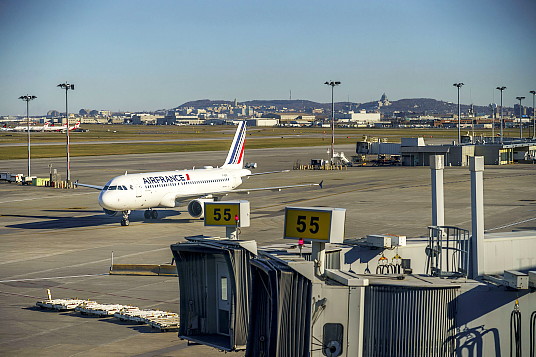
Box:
[235,215,240,240]
[298,238,304,257]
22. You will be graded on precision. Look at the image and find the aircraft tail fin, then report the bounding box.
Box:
[222,121,246,169]
[69,121,80,131]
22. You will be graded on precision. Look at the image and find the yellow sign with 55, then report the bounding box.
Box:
[204,201,250,227]
[284,207,345,243]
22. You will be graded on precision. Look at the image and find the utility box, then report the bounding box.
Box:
[366,234,406,248]
[503,270,529,290]
[529,271,536,288]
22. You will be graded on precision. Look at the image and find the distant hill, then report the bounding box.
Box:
[176,99,234,108]
[177,99,330,112]
[176,98,496,115]
[372,98,491,116]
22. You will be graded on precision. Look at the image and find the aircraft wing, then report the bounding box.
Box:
[76,182,104,190]
[220,180,323,195]
[180,181,323,202]
[247,170,290,176]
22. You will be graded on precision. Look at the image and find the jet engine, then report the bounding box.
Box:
[187,198,215,218]
[103,208,118,217]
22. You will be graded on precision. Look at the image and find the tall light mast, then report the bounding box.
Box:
[453,83,464,144]
[324,81,340,162]
[57,82,75,182]
[516,96,525,139]
[496,86,506,144]
[18,95,37,177]
[530,90,535,139]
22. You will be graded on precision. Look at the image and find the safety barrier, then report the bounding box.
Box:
[293,164,348,170]
[53,181,76,189]
[109,264,177,276]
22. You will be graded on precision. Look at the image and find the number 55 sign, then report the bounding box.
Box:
[284,207,345,243]
[204,201,250,227]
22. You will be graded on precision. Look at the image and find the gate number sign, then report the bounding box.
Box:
[284,207,345,243]
[204,201,250,227]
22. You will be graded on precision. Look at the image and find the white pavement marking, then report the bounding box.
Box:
[0,273,108,283]
[0,191,97,204]
[1,247,170,280]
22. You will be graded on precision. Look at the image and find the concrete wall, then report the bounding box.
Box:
[246,118,279,127]
[475,145,501,165]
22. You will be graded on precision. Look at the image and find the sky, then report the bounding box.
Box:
[1,0,535,116]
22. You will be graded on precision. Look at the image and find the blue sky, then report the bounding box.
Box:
[1,0,535,115]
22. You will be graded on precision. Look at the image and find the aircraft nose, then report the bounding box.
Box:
[99,191,117,210]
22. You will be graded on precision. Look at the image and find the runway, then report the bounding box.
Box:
[1,144,535,356]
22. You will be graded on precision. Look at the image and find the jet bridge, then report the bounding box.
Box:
[170,237,256,351]
[169,158,536,356]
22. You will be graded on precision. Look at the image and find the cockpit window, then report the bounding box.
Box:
[103,185,128,191]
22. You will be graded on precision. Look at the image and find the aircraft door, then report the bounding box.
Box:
[216,260,231,335]
[135,182,142,198]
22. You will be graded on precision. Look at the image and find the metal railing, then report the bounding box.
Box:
[426,226,470,278]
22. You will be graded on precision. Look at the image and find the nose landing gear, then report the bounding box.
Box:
[144,209,158,220]
[120,210,131,226]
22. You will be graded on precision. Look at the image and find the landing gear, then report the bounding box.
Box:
[121,210,131,226]
[144,209,158,220]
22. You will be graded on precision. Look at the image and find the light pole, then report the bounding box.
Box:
[491,104,495,142]
[453,83,464,144]
[496,86,506,144]
[516,96,525,139]
[57,82,75,182]
[18,95,37,177]
[530,90,535,139]
[324,81,340,163]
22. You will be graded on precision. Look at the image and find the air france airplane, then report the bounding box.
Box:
[78,122,321,226]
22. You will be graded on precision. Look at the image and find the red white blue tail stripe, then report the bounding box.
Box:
[223,121,246,167]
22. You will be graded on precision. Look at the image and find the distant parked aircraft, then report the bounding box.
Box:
[3,121,81,132]
[10,122,51,132]
[43,120,81,132]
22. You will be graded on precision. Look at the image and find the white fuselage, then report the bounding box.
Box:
[98,167,251,212]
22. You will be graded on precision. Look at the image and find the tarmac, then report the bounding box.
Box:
[1,144,535,356]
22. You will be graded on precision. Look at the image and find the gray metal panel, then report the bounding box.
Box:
[302,249,341,269]
[246,259,312,357]
[400,146,450,153]
[363,285,457,357]
[170,241,255,351]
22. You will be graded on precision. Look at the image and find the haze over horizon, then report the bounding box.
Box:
[1,0,535,116]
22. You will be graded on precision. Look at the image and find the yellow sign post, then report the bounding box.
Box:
[204,201,250,239]
[284,207,346,277]
[284,207,345,243]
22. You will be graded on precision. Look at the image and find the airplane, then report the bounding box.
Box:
[77,121,322,226]
[6,121,80,132]
[11,122,52,132]
[43,120,81,132]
